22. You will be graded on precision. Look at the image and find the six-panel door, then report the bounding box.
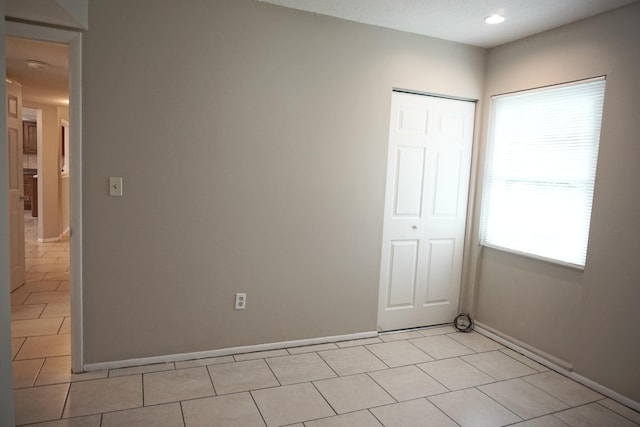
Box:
[378,91,475,331]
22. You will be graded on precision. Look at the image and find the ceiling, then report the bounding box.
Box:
[257,0,638,48]
[5,0,637,107]
[5,36,69,107]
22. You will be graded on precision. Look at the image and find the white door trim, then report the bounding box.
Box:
[6,21,84,373]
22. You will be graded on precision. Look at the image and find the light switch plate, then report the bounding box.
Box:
[109,177,123,197]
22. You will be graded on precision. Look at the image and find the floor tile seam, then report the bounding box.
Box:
[478,377,574,412]
[428,390,498,425]
[404,336,438,361]
[11,338,27,362]
[212,378,281,396]
[52,381,72,423]
[139,367,216,406]
[367,403,394,427]
[97,400,182,420]
[498,348,549,373]
[502,414,569,427]
[330,394,407,416]
[314,346,384,377]
[176,357,237,370]
[297,408,381,426]
[13,357,46,389]
[177,401,187,427]
[521,371,599,412]
[33,377,76,388]
[11,315,65,325]
[556,399,640,424]
[364,370,402,406]
[308,380,339,420]
[406,337,463,360]
[519,373,601,407]
[141,369,146,408]
[361,343,393,370]
[204,362,219,396]
[374,396,461,427]
[245,389,270,427]
[310,351,341,379]
[259,357,284,391]
[331,366,391,379]
[264,355,338,385]
[458,354,530,382]
[475,383,531,422]
[311,372,399,414]
[65,372,144,393]
[233,350,289,362]
[512,405,590,426]
[409,363,453,393]
[110,362,177,378]
[458,347,507,358]
[595,398,640,425]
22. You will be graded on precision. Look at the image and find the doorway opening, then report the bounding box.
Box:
[7,36,73,395]
[5,21,83,377]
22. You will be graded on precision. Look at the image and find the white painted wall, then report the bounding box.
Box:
[470,2,640,403]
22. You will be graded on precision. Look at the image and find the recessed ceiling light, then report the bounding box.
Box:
[26,60,49,70]
[485,14,505,24]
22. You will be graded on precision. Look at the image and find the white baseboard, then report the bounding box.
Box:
[37,229,69,243]
[475,322,640,413]
[37,236,60,243]
[83,330,379,372]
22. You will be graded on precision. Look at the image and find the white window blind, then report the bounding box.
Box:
[480,77,606,267]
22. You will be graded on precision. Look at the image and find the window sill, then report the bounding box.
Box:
[480,243,585,271]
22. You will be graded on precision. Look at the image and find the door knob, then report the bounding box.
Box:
[412,225,418,229]
[19,195,25,200]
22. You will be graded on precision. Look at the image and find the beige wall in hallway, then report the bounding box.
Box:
[58,107,69,235]
[27,102,67,241]
[471,2,640,403]
[81,0,485,364]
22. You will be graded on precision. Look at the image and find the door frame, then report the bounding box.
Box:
[6,21,84,372]
[378,89,477,331]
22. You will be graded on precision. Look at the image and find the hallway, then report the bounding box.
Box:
[10,213,78,424]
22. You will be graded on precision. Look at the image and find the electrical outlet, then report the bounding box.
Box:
[235,293,246,310]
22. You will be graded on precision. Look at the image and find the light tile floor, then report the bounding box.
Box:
[10,214,640,426]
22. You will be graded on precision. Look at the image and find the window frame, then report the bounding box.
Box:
[479,76,606,269]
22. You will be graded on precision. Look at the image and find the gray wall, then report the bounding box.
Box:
[471,3,640,403]
[82,0,484,363]
[0,0,17,422]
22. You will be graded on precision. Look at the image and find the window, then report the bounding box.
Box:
[480,77,606,267]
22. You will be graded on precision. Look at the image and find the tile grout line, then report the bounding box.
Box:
[178,401,186,427]
[205,363,218,396]
[248,389,270,427]
[474,383,525,423]
[314,351,340,379]
[595,399,640,425]
[141,372,146,408]
[309,380,339,419]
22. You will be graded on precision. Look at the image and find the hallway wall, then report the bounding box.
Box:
[0,0,17,422]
